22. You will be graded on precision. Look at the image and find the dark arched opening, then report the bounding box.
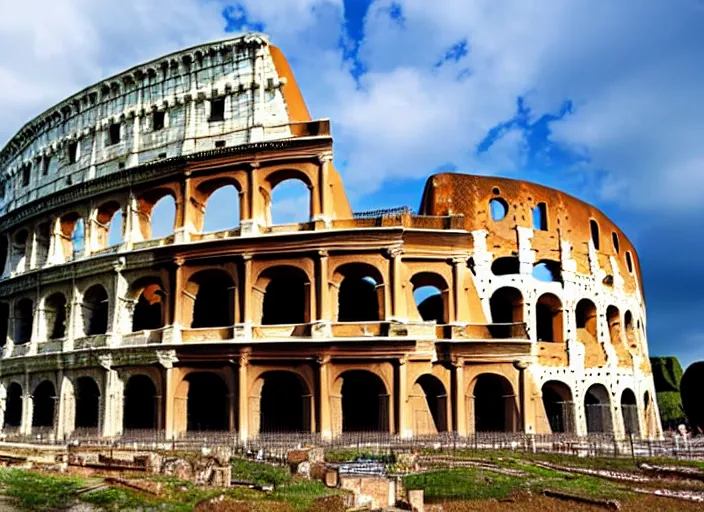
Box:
[584,384,612,434]
[75,377,101,429]
[83,285,109,336]
[190,271,234,328]
[262,274,307,325]
[4,383,22,428]
[32,381,56,428]
[606,305,622,347]
[45,293,67,340]
[576,299,598,337]
[337,264,383,322]
[186,373,228,431]
[415,375,448,432]
[0,302,8,347]
[124,375,157,430]
[621,388,640,436]
[491,257,519,276]
[533,202,548,231]
[411,272,449,324]
[14,298,33,344]
[259,372,309,433]
[590,219,600,250]
[473,374,516,432]
[340,371,389,432]
[132,282,165,332]
[489,287,523,338]
[541,381,574,433]
[536,293,563,342]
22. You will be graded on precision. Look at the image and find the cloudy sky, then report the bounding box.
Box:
[1,0,703,367]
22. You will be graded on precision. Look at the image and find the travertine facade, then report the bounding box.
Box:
[0,33,661,442]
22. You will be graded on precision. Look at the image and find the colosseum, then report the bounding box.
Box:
[0,33,661,442]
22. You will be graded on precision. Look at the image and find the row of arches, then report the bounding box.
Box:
[1,175,315,276]
[490,286,639,348]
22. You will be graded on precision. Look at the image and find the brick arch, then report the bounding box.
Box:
[182,267,238,328]
[258,165,318,225]
[331,261,386,322]
[467,372,518,433]
[173,368,234,433]
[128,275,166,332]
[92,199,123,250]
[136,185,181,240]
[410,271,451,324]
[331,367,392,433]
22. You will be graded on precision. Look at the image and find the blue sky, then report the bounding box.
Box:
[1,0,704,368]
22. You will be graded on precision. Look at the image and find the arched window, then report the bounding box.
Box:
[259,266,309,325]
[45,293,67,340]
[187,270,235,328]
[14,298,33,344]
[412,375,448,433]
[184,372,229,432]
[621,388,640,436]
[132,280,165,332]
[32,381,56,429]
[59,213,84,261]
[95,201,122,249]
[589,219,600,250]
[34,222,51,268]
[536,293,563,342]
[0,302,9,347]
[606,305,622,347]
[4,383,22,428]
[259,371,310,433]
[541,381,574,433]
[202,184,240,233]
[11,229,28,272]
[0,234,8,275]
[625,251,633,274]
[491,257,519,276]
[584,384,612,434]
[532,260,561,282]
[489,287,523,338]
[532,202,548,231]
[124,375,157,430]
[612,232,620,254]
[411,273,449,324]
[473,374,517,432]
[75,377,100,430]
[268,178,311,225]
[575,299,597,338]
[335,263,384,322]
[138,190,176,240]
[489,198,508,221]
[83,285,109,336]
[339,370,389,432]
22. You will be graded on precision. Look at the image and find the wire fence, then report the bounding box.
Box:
[3,430,704,463]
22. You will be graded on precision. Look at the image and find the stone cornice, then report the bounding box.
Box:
[0,33,270,168]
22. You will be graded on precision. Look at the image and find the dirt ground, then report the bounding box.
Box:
[433,494,704,511]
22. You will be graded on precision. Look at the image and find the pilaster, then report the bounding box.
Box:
[238,351,249,442]
[318,355,332,440]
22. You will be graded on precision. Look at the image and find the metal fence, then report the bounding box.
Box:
[3,430,704,463]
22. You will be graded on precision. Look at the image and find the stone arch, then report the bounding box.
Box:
[620,388,640,436]
[130,276,166,332]
[262,169,314,225]
[82,284,109,336]
[335,370,390,432]
[14,298,33,344]
[411,272,450,324]
[584,383,613,434]
[123,375,158,430]
[32,380,56,429]
[411,374,448,434]
[59,212,85,261]
[576,298,598,338]
[532,260,561,282]
[333,262,385,322]
[489,287,523,338]
[194,177,243,233]
[185,269,236,328]
[44,292,68,340]
[606,306,622,346]
[75,376,101,430]
[590,219,600,250]
[254,371,312,434]
[10,229,28,272]
[0,234,8,275]
[469,373,518,433]
[536,293,563,342]
[0,302,8,347]
[255,265,311,325]
[576,298,605,366]
[137,188,177,240]
[34,221,51,269]
[176,372,230,432]
[491,256,520,276]
[4,382,22,429]
[94,200,123,250]
[541,381,574,433]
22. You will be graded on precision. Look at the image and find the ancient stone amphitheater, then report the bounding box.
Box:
[0,33,661,442]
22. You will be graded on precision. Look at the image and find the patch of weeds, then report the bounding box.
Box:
[270,479,341,511]
[404,468,526,501]
[324,449,395,463]
[231,459,291,486]
[81,487,188,512]
[0,469,84,511]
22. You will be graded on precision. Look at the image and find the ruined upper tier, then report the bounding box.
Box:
[0,33,320,217]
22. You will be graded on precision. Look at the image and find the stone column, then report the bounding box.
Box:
[315,153,332,223]
[387,247,405,321]
[99,355,124,438]
[398,357,412,438]
[20,374,32,436]
[315,251,331,334]
[111,257,128,345]
[158,350,178,440]
[238,352,249,442]
[453,357,467,436]
[318,355,332,440]
[513,360,531,433]
[241,163,260,235]
[241,254,253,326]
[452,256,469,323]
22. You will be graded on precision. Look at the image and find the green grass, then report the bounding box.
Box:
[324,449,395,463]
[270,479,342,511]
[231,458,291,486]
[0,469,84,511]
[81,486,189,512]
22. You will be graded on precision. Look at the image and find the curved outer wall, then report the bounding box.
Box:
[0,33,661,443]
